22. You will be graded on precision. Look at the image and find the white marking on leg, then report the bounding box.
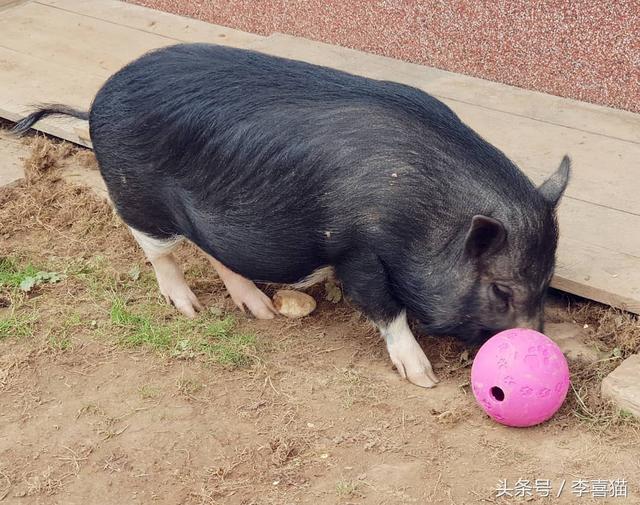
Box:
[129,228,183,260]
[129,227,203,317]
[207,255,277,320]
[379,310,439,388]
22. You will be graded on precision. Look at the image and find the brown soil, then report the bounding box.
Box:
[1,134,639,504]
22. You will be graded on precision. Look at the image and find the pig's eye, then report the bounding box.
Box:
[491,283,512,303]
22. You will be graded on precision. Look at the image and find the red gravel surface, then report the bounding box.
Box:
[129,0,640,113]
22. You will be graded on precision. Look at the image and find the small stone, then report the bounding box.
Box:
[601,355,640,418]
[272,290,316,318]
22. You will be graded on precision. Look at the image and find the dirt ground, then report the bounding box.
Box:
[1,134,639,505]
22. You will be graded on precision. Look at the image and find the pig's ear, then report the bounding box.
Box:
[539,155,571,207]
[464,215,506,258]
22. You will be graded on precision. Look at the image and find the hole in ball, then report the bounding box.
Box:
[490,386,505,402]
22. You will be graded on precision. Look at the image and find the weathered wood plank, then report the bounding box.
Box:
[0,0,266,145]
[0,130,27,187]
[38,0,264,48]
[554,238,640,314]
[0,2,173,75]
[250,34,640,144]
[0,46,98,146]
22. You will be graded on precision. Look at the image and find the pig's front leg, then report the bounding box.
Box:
[379,311,439,388]
[336,252,439,388]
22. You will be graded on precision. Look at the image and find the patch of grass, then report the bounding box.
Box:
[65,313,83,327]
[48,334,72,351]
[67,256,156,305]
[555,301,640,433]
[138,384,160,400]
[176,377,203,396]
[110,297,172,349]
[0,312,37,339]
[108,297,258,366]
[570,302,640,358]
[334,367,387,409]
[68,256,119,297]
[336,479,361,498]
[565,359,640,433]
[0,257,63,292]
[45,312,88,351]
[200,316,257,366]
[569,380,639,431]
[0,258,38,288]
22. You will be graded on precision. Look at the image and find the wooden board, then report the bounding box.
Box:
[0,0,29,10]
[0,130,27,187]
[0,0,265,146]
[251,34,640,144]
[39,0,264,48]
[0,1,638,313]
[0,46,99,146]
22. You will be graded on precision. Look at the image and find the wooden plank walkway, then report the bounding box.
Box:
[0,0,265,145]
[0,130,26,186]
[1,0,639,313]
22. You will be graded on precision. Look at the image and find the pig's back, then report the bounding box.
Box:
[88,43,530,283]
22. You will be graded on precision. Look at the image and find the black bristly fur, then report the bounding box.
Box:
[13,43,570,343]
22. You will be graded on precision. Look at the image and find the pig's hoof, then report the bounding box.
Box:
[406,370,439,388]
[389,350,440,388]
[226,277,278,320]
[161,286,203,318]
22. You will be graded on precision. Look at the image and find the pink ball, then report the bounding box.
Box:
[471,328,570,427]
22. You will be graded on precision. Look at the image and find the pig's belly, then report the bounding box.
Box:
[185,211,330,285]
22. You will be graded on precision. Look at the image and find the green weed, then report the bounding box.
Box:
[0,312,37,339]
[0,257,63,292]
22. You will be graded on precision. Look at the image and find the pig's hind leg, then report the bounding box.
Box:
[336,252,439,388]
[129,228,203,318]
[207,255,277,320]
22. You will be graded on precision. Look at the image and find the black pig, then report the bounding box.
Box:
[13,44,570,388]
